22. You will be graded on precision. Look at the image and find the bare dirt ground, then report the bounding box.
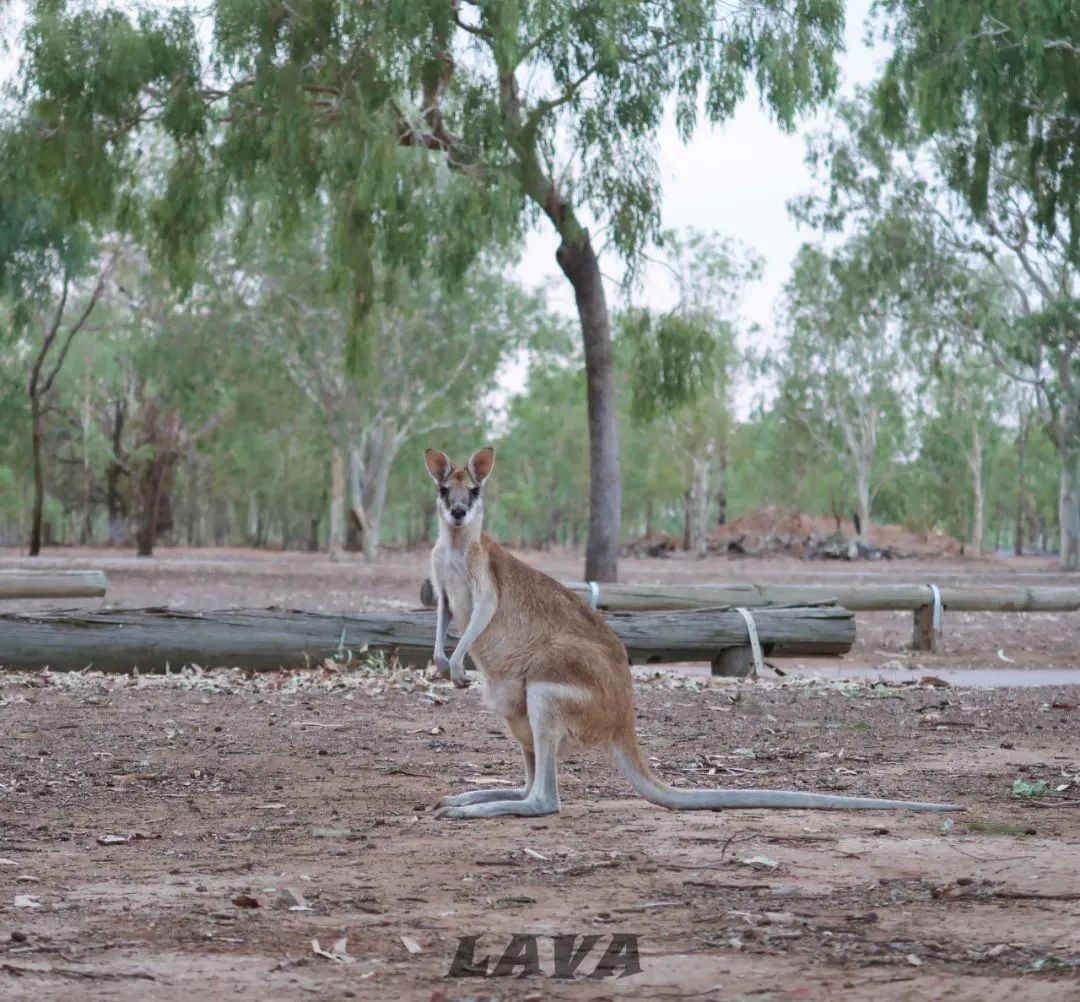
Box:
[2,545,1080,999]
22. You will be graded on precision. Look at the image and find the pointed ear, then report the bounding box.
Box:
[424,449,453,483]
[467,447,495,485]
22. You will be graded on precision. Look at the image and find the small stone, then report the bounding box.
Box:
[275,887,311,911]
[10,930,28,943]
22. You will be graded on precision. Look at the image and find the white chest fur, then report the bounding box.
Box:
[432,546,474,631]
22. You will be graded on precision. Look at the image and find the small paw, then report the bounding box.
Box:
[433,653,452,679]
[435,805,471,820]
[450,663,471,688]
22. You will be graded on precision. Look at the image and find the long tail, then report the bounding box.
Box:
[612,740,963,812]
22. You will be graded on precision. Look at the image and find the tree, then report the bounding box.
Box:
[0,127,116,554]
[621,230,759,556]
[922,341,1014,553]
[874,0,1080,259]
[11,0,847,580]
[776,242,912,538]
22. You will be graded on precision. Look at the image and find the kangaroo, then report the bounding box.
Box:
[425,446,963,820]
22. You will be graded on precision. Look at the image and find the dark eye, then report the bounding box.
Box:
[470,486,480,499]
[439,486,449,498]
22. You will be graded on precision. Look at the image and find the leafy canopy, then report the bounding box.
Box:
[873,0,1080,259]
[11,1,845,339]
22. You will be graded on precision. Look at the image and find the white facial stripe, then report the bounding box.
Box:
[460,500,481,525]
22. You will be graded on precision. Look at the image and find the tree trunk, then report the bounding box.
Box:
[555,235,620,582]
[1059,452,1080,571]
[136,452,169,558]
[80,362,94,544]
[716,434,729,526]
[682,490,692,551]
[28,393,45,557]
[688,455,710,558]
[1015,415,1028,556]
[359,426,401,562]
[106,399,128,545]
[347,443,372,559]
[970,425,984,554]
[854,470,871,542]
[328,443,346,560]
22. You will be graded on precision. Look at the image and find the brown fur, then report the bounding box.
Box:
[469,534,635,748]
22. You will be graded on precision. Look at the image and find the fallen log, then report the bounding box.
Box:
[0,605,854,673]
[422,577,1080,654]
[0,570,107,600]
[419,578,849,657]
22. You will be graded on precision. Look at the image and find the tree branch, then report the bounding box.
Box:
[41,251,119,396]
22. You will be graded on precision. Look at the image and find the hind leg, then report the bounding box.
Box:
[438,744,535,808]
[437,683,564,820]
[438,696,535,807]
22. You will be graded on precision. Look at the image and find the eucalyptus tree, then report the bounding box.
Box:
[10,0,846,580]
[923,340,1015,553]
[621,230,759,555]
[776,241,913,539]
[0,129,120,554]
[874,0,1080,259]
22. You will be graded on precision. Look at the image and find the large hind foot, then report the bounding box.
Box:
[438,787,529,808]
[436,793,559,820]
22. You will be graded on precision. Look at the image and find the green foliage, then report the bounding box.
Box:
[873,0,1080,258]
[621,309,719,423]
[0,133,93,331]
[10,0,845,323]
[621,229,758,424]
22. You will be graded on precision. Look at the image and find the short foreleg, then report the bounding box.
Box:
[433,588,452,678]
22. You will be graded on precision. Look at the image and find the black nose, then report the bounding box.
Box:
[450,505,467,520]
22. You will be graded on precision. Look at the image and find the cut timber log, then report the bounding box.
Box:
[0,570,107,600]
[556,582,1080,653]
[0,605,854,673]
[556,582,1080,614]
[558,581,1080,654]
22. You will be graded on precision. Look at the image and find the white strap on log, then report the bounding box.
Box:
[928,583,943,632]
[587,581,600,610]
[735,606,765,677]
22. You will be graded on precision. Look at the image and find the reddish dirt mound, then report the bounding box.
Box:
[709,506,966,559]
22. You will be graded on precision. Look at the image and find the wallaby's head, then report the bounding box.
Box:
[424,447,495,529]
